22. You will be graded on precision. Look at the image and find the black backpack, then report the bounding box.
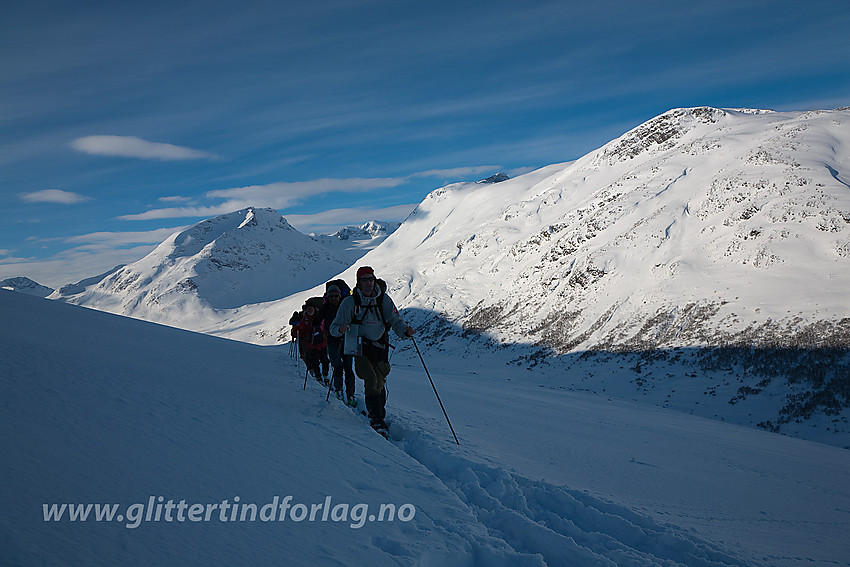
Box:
[325,278,352,298]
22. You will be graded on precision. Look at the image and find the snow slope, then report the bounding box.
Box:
[2,290,848,566]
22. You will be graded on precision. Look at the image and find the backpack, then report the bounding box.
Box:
[352,278,388,325]
[352,278,392,362]
[325,278,352,298]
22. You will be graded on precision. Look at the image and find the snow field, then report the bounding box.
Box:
[3,268,850,565]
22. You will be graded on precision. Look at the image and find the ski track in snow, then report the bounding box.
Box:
[292,355,752,567]
[383,419,751,567]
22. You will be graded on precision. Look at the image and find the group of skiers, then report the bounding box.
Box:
[289,266,415,436]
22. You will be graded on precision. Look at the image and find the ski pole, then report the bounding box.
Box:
[411,336,459,445]
[326,372,333,401]
[303,367,308,390]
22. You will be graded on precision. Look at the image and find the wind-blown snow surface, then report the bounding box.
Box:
[2,290,849,566]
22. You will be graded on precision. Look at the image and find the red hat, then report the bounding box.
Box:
[356,266,374,280]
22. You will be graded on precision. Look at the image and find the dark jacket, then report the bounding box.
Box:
[296,311,326,350]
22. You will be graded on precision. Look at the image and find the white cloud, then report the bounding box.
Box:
[116,204,247,221]
[118,177,409,220]
[158,196,194,203]
[411,166,503,179]
[205,177,407,204]
[65,226,188,247]
[19,189,91,204]
[70,135,215,161]
[115,167,502,222]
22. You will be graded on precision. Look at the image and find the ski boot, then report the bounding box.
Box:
[370,419,388,439]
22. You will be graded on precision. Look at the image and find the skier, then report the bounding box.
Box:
[296,298,329,383]
[288,310,302,359]
[319,282,356,406]
[330,266,414,436]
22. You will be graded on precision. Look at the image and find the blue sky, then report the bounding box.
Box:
[2,0,849,287]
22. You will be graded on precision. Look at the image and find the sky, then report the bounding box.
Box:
[2,0,849,288]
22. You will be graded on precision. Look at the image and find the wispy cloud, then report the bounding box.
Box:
[70,135,216,161]
[158,195,194,203]
[116,167,499,222]
[410,166,502,179]
[19,189,91,204]
[117,177,409,221]
[206,177,406,205]
[65,226,188,248]
[116,204,243,222]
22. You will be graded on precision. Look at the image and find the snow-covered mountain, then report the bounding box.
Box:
[228,107,849,444]
[57,207,350,330]
[310,220,401,264]
[3,289,849,567]
[0,276,53,297]
[378,107,849,349]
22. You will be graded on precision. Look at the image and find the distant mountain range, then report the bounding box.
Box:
[310,220,402,264]
[50,208,388,331]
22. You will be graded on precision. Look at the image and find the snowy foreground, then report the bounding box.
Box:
[2,290,848,567]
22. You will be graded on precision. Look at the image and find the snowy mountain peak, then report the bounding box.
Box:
[331,220,401,240]
[60,206,350,324]
[596,106,729,164]
[166,207,294,259]
[0,276,53,297]
[309,220,402,265]
[478,172,510,184]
